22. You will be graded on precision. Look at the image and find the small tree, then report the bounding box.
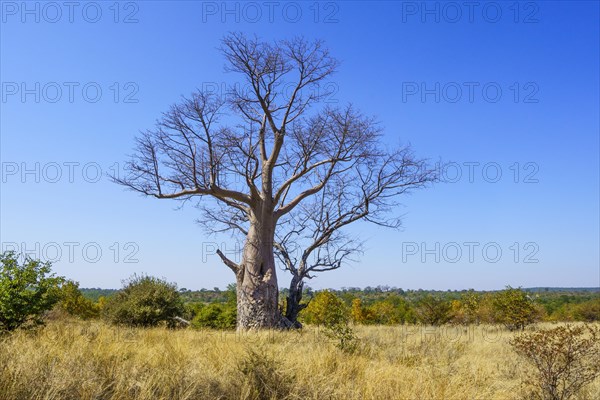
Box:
[300,290,348,326]
[191,284,237,329]
[58,280,99,320]
[573,298,600,322]
[103,274,185,328]
[0,252,64,332]
[350,298,369,324]
[301,290,357,352]
[461,290,482,324]
[360,296,415,325]
[415,294,452,326]
[493,286,541,331]
[451,291,484,325]
[191,303,237,329]
[475,293,497,324]
[510,324,600,400]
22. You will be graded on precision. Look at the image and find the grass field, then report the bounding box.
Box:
[1,321,598,400]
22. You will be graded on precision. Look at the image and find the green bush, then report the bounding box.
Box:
[493,286,541,331]
[300,290,348,326]
[58,280,99,319]
[452,290,484,324]
[191,303,237,329]
[300,290,358,352]
[102,274,185,328]
[189,283,237,329]
[415,295,452,326]
[322,321,359,353]
[370,295,416,324]
[573,298,600,322]
[0,252,65,332]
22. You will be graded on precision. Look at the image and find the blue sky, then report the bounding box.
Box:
[1,1,598,290]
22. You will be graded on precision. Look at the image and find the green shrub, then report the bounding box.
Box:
[191,303,237,329]
[300,290,359,352]
[0,252,65,332]
[368,296,415,325]
[322,321,359,354]
[451,290,483,324]
[573,298,600,322]
[415,295,452,326]
[351,297,415,325]
[493,286,541,331]
[58,280,99,319]
[511,324,600,400]
[102,274,185,328]
[189,283,237,329]
[300,290,348,326]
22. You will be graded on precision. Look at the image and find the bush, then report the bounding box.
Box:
[510,324,600,400]
[352,295,416,325]
[58,280,99,319]
[300,290,348,326]
[191,303,237,329]
[102,274,185,328]
[300,290,358,352]
[322,321,359,354]
[451,290,483,325]
[415,295,452,326]
[189,284,237,329]
[350,298,370,324]
[0,252,64,332]
[493,286,541,330]
[573,298,600,322]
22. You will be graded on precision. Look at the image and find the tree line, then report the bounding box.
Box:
[2,251,597,334]
[80,283,599,330]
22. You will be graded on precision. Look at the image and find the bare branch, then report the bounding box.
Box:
[216,249,240,274]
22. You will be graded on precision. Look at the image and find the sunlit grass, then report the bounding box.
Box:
[0,320,598,399]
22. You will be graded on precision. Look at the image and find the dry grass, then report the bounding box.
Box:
[0,321,598,400]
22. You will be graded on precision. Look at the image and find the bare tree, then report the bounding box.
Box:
[273,148,433,326]
[114,33,436,330]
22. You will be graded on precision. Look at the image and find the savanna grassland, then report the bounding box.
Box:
[1,320,599,400]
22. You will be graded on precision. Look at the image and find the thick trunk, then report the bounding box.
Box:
[285,275,305,328]
[236,210,281,330]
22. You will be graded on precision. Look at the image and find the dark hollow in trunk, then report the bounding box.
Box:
[284,276,306,329]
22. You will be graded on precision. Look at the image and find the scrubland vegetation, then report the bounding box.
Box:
[1,252,599,399]
[1,320,599,400]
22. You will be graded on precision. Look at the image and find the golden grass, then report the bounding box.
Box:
[0,321,598,400]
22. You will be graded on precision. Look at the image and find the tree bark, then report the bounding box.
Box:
[236,206,281,330]
[284,275,306,329]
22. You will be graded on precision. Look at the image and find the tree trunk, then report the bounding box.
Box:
[285,275,306,328]
[236,211,281,330]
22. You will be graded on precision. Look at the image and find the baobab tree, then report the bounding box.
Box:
[115,33,436,330]
[204,147,434,328]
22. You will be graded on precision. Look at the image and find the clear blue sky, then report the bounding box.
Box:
[1,1,598,290]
